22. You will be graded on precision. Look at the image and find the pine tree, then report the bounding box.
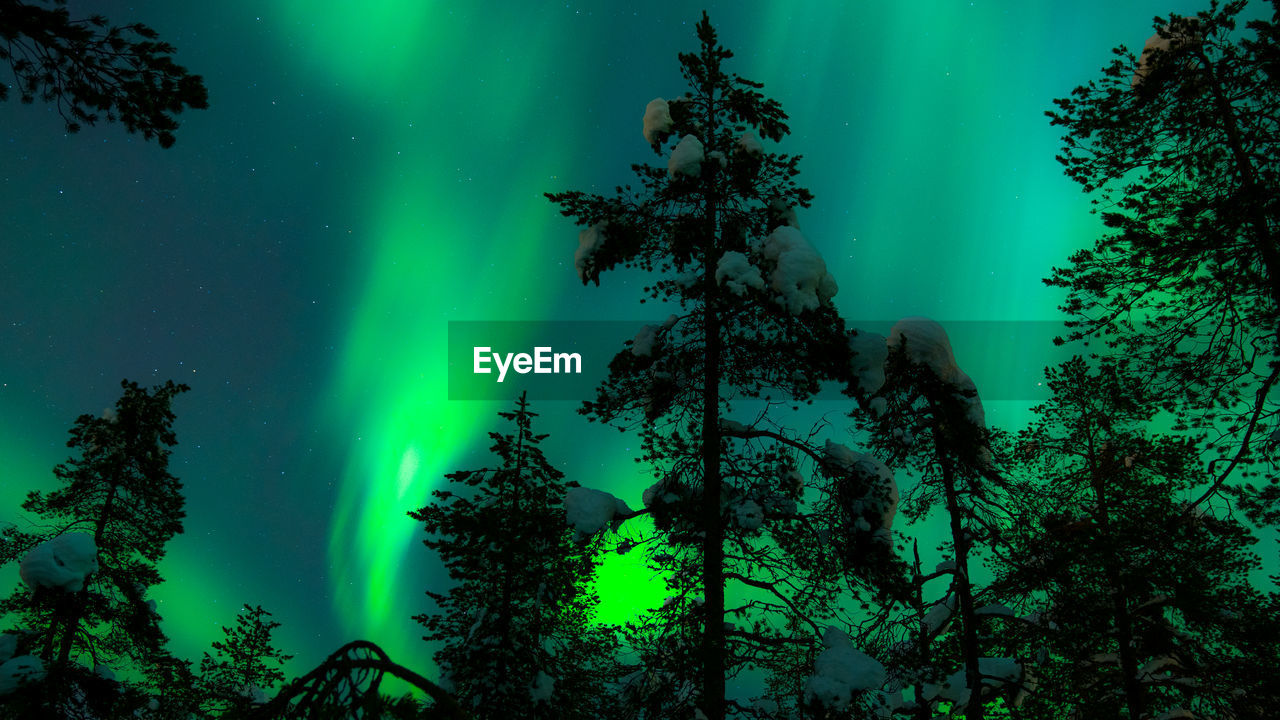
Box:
[0,379,190,713]
[197,604,293,717]
[0,0,209,146]
[547,13,857,720]
[851,319,1022,719]
[409,393,619,720]
[994,357,1277,718]
[1044,0,1280,505]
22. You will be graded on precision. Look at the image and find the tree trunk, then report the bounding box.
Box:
[935,431,983,720]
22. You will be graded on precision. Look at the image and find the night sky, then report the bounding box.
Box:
[0,0,1228,680]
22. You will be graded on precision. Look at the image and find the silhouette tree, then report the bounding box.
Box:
[0,0,208,146]
[1045,0,1280,507]
[847,319,1026,720]
[0,379,190,714]
[198,605,293,718]
[548,13,858,720]
[994,357,1277,718]
[409,393,620,720]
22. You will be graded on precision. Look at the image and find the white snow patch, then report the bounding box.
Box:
[735,500,764,531]
[759,226,837,314]
[632,324,660,357]
[0,636,14,664]
[565,487,631,538]
[805,626,886,710]
[824,441,897,529]
[0,656,45,695]
[848,330,887,395]
[668,135,704,178]
[923,594,957,636]
[20,533,98,592]
[642,98,673,145]
[574,221,607,283]
[715,251,765,296]
[887,317,985,427]
[1131,26,1199,89]
[737,132,763,156]
[530,671,555,702]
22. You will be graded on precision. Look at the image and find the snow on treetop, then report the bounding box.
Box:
[632,324,661,357]
[804,626,886,710]
[887,317,963,383]
[20,532,98,592]
[848,329,888,396]
[668,134,704,178]
[575,221,607,284]
[715,251,765,296]
[887,317,986,428]
[0,656,45,696]
[758,226,838,314]
[823,440,897,529]
[564,486,631,539]
[737,132,763,156]
[1131,25,1200,89]
[643,98,673,145]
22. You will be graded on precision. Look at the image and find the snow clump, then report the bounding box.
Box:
[668,135,705,178]
[20,533,98,592]
[565,487,631,539]
[643,98,673,145]
[0,656,45,696]
[715,251,765,296]
[805,626,886,710]
[759,226,837,314]
[575,221,607,284]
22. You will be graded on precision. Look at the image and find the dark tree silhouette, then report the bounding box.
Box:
[1044,0,1280,507]
[0,379,190,714]
[548,13,860,720]
[409,393,620,720]
[198,605,293,717]
[0,0,208,146]
[993,357,1277,719]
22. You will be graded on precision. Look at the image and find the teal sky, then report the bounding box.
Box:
[0,0,1233,681]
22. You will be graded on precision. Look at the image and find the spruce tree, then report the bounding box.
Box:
[197,604,293,717]
[546,13,877,719]
[409,393,619,720]
[0,379,190,714]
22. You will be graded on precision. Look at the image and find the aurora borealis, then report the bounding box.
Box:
[0,0,1231,680]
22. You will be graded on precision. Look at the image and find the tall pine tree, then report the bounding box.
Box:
[409,393,619,720]
[548,13,857,720]
[0,379,190,714]
[1045,0,1280,506]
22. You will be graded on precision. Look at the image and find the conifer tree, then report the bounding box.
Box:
[0,379,190,713]
[409,393,619,720]
[1045,0,1280,505]
[197,604,292,717]
[995,357,1277,718]
[547,13,857,720]
[852,319,1022,719]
